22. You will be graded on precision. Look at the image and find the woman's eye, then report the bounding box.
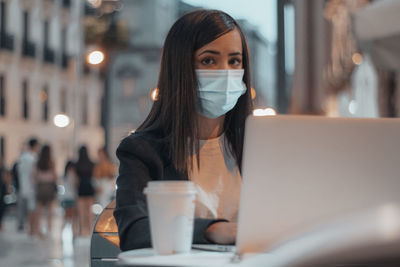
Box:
[229,58,242,66]
[201,58,214,65]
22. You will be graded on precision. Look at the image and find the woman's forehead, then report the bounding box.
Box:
[195,29,243,55]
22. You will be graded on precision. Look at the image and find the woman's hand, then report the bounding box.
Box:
[205,222,237,244]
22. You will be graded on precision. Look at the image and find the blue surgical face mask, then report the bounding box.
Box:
[195,69,247,119]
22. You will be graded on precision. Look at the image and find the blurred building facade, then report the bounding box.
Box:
[290,0,399,118]
[238,19,276,109]
[0,0,104,172]
[103,0,178,159]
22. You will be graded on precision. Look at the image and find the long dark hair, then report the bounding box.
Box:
[75,146,94,172]
[37,144,53,170]
[137,9,253,175]
[64,160,75,178]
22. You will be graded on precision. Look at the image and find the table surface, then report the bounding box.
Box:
[118,248,237,267]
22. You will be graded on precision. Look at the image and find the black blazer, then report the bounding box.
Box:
[114,131,225,251]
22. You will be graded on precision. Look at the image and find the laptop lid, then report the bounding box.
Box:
[236,115,400,255]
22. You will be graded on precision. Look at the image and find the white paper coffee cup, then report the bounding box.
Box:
[144,181,197,255]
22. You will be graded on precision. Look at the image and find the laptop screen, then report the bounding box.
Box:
[236,115,400,254]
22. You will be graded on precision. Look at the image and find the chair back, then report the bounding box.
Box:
[90,200,120,267]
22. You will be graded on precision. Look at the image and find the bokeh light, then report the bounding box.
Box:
[87,50,105,65]
[253,107,277,116]
[53,114,71,128]
[352,53,363,65]
[151,88,159,101]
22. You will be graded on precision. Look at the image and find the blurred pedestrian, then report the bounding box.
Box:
[93,147,117,209]
[17,138,40,236]
[75,146,95,237]
[34,144,58,237]
[61,160,79,239]
[13,145,25,231]
[0,156,10,231]
[11,161,19,201]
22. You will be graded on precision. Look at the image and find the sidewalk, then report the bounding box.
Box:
[0,206,90,267]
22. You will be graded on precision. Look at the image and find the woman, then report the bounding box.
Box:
[114,9,253,251]
[93,147,117,209]
[61,161,79,238]
[34,144,58,237]
[75,145,95,237]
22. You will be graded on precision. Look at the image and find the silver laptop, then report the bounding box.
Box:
[236,115,400,257]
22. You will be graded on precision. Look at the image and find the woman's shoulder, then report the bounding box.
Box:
[117,130,169,161]
[119,131,163,149]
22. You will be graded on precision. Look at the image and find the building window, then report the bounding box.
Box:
[0,136,4,160]
[22,10,35,57]
[23,11,29,42]
[0,1,6,34]
[82,93,88,125]
[0,75,5,117]
[62,0,71,9]
[43,20,49,48]
[22,80,29,119]
[0,1,14,51]
[60,88,67,113]
[61,27,66,55]
[43,20,54,63]
[61,27,68,68]
[41,86,49,122]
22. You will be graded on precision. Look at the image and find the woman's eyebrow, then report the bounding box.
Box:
[198,50,220,56]
[198,50,242,56]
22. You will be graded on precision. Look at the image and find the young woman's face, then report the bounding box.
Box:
[194,28,243,70]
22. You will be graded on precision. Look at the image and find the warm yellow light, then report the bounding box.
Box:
[87,50,104,65]
[151,88,159,101]
[253,107,277,116]
[251,87,256,100]
[53,114,70,128]
[87,0,102,8]
[352,53,363,65]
